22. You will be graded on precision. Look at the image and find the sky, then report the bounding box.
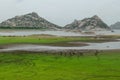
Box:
[0,0,120,26]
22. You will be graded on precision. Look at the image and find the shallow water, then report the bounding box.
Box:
[0,41,120,52]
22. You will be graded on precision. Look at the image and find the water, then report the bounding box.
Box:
[95,30,120,35]
[0,30,93,36]
[0,29,119,52]
[0,41,120,52]
[0,30,119,36]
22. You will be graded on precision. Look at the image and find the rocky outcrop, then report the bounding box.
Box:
[0,12,61,30]
[110,22,120,29]
[64,15,110,31]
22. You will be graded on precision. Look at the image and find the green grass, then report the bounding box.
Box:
[0,51,120,80]
[0,36,84,44]
[0,36,120,80]
[0,36,114,45]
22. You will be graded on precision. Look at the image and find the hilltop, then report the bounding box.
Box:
[0,12,61,30]
[64,15,110,31]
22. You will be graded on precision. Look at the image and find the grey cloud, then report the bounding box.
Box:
[0,0,120,26]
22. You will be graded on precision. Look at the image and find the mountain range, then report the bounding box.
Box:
[0,12,111,31]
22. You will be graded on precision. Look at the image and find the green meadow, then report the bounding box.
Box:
[0,51,120,80]
[0,36,115,45]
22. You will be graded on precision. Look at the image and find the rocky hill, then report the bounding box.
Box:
[0,12,61,30]
[64,15,110,31]
[110,22,120,29]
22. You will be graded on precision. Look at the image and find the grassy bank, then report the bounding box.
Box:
[0,51,120,80]
[0,36,116,45]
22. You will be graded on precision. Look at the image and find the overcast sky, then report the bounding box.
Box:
[0,0,120,26]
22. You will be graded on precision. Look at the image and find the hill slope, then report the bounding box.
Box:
[110,22,120,29]
[0,12,61,30]
[64,15,110,31]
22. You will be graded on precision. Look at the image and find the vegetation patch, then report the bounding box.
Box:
[0,36,117,46]
[0,51,120,80]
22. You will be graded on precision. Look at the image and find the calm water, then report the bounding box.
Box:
[0,30,119,36]
[0,30,93,36]
[0,41,120,52]
[95,30,120,35]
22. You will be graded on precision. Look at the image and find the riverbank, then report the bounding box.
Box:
[0,35,118,45]
[0,36,119,53]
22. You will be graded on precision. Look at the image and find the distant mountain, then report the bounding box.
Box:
[0,12,61,30]
[110,22,120,29]
[64,15,110,31]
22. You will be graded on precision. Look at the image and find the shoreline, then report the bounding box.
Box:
[0,42,89,48]
[0,43,120,54]
[0,49,120,56]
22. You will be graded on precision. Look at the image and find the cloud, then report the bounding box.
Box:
[0,0,120,26]
[16,0,24,3]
